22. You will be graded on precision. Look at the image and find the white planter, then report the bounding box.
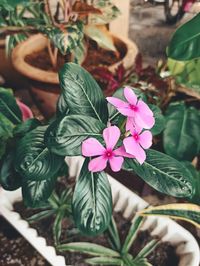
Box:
[0,157,199,266]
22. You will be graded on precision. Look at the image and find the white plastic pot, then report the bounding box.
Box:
[0,157,199,266]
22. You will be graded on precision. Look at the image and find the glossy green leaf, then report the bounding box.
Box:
[57,242,119,257]
[0,87,22,124]
[139,203,200,229]
[15,126,64,181]
[135,239,158,259]
[27,209,55,223]
[72,159,112,236]
[59,63,108,124]
[53,209,65,244]
[45,115,105,156]
[13,118,41,137]
[149,105,165,136]
[85,257,122,265]
[167,14,200,60]
[22,175,57,208]
[0,112,14,158]
[0,151,22,191]
[107,216,121,251]
[163,102,200,161]
[123,149,194,199]
[56,94,69,117]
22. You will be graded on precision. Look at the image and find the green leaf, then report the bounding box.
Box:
[135,239,159,259]
[57,242,120,257]
[15,126,64,181]
[45,115,105,156]
[167,13,200,60]
[0,87,22,124]
[0,151,22,191]
[163,102,200,161]
[123,149,195,199]
[85,257,122,265]
[27,209,55,223]
[122,216,144,254]
[168,58,200,90]
[84,25,116,51]
[59,63,108,124]
[107,216,121,251]
[149,105,165,136]
[38,23,84,55]
[53,209,65,244]
[13,118,41,137]
[56,95,69,117]
[139,203,200,229]
[22,175,57,208]
[72,159,112,236]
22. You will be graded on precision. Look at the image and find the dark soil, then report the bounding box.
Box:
[0,216,50,266]
[25,39,125,73]
[13,201,179,266]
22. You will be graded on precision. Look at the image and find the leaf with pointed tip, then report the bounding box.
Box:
[13,118,41,137]
[149,104,165,136]
[72,159,112,236]
[45,115,105,156]
[85,257,122,265]
[59,63,108,124]
[0,151,22,191]
[15,126,64,181]
[0,87,22,124]
[123,149,195,199]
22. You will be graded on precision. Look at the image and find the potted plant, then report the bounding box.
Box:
[1,62,200,264]
[0,0,138,118]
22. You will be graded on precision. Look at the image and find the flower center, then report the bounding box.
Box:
[129,104,138,112]
[133,133,139,141]
[104,149,113,159]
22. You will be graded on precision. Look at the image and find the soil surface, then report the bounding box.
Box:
[0,216,50,266]
[25,40,125,73]
[14,200,179,266]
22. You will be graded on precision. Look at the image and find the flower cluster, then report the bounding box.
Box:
[82,87,155,172]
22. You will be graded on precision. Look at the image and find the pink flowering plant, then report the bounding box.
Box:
[12,63,197,237]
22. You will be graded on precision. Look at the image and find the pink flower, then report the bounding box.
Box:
[123,126,152,165]
[82,126,125,172]
[107,87,155,129]
[16,100,33,121]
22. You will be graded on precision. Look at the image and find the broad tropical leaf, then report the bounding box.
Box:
[15,126,64,181]
[139,204,200,229]
[167,13,200,60]
[163,102,200,161]
[59,63,108,124]
[13,118,41,137]
[45,115,105,156]
[0,151,22,191]
[84,25,116,51]
[149,104,165,135]
[0,87,22,124]
[57,242,119,257]
[22,175,57,207]
[72,159,112,236]
[0,112,14,158]
[123,149,195,199]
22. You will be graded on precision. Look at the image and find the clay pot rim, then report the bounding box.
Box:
[12,33,138,85]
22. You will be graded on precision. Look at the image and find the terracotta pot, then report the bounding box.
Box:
[12,34,138,118]
[0,39,29,89]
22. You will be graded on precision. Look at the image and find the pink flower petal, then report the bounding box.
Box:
[139,131,153,149]
[103,126,120,150]
[135,112,155,129]
[106,97,128,109]
[126,118,143,134]
[114,146,135,158]
[17,100,33,121]
[82,138,105,157]
[118,107,135,117]
[137,100,154,117]
[124,87,137,105]
[109,156,124,172]
[123,137,146,164]
[88,156,108,172]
